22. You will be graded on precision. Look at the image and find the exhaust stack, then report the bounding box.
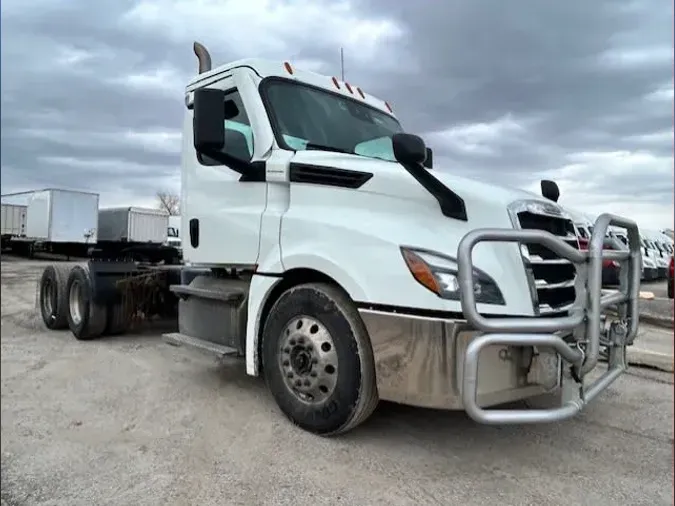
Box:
[193,41,212,74]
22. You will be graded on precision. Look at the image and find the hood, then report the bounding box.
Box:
[290,151,553,214]
[286,151,571,316]
[431,170,548,209]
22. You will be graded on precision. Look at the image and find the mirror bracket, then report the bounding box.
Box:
[392,133,467,221]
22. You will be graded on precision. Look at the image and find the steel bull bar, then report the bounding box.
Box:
[457,213,641,424]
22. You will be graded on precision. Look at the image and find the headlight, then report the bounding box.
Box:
[400,247,505,305]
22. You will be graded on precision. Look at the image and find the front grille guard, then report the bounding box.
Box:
[457,213,641,424]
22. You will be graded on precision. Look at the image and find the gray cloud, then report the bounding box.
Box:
[1,0,672,224]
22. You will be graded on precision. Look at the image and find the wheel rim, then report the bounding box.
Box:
[42,278,54,316]
[278,316,338,404]
[69,280,83,325]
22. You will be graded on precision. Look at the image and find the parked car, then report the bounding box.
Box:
[574,225,624,286]
[600,236,626,286]
[642,254,658,281]
[641,236,667,278]
[668,255,674,299]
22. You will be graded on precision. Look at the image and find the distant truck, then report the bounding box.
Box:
[33,42,641,436]
[166,215,181,249]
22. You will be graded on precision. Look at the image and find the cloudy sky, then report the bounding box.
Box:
[2,0,673,229]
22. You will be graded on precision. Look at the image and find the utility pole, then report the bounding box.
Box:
[340,47,345,81]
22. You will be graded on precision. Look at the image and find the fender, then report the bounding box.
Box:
[245,253,368,376]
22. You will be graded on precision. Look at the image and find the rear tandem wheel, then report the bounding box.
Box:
[65,265,107,340]
[38,264,72,330]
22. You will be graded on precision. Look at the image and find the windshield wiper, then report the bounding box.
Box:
[305,143,353,154]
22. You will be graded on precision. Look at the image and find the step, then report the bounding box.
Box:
[170,284,244,303]
[163,332,238,357]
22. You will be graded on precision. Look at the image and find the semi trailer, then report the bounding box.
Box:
[2,189,179,264]
[36,42,642,436]
[1,203,27,249]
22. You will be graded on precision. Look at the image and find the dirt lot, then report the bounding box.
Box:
[1,257,673,506]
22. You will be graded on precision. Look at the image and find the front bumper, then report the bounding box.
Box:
[359,310,564,410]
[362,213,641,425]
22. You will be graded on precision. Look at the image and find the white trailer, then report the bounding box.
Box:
[98,207,169,243]
[3,190,180,263]
[36,42,642,437]
[20,189,99,243]
[1,204,27,237]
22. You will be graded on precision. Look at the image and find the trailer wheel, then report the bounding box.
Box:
[262,282,378,436]
[66,266,107,340]
[39,264,72,330]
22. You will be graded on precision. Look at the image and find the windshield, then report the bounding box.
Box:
[262,79,404,161]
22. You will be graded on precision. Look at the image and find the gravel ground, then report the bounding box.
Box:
[1,257,674,506]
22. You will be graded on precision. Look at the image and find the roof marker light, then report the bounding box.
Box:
[385,101,393,113]
[332,77,341,89]
[356,87,365,99]
[345,82,353,94]
[284,61,294,75]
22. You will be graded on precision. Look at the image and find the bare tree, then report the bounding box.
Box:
[156,191,180,216]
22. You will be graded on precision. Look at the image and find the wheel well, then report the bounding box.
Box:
[256,268,349,375]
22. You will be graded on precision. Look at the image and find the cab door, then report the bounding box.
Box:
[183,72,268,266]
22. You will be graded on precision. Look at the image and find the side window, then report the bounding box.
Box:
[198,89,254,166]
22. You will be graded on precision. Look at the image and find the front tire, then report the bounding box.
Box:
[261,283,378,436]
[668,279,673,299]
[66,265,107,340]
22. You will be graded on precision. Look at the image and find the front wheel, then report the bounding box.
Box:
[668,280,673,299]
[261,283,378,436]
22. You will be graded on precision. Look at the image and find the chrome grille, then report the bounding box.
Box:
[517,210,579,316]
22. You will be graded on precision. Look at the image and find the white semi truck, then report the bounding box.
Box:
[36,42,642,436]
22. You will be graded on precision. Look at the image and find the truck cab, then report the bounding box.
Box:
[169,42,642,434]
[37,42,643,436]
